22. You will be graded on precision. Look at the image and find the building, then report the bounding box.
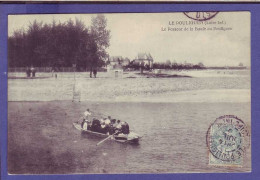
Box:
[122,58,130,66]
[132,52,153,68]
[107,56,130,70]
[106,56,131,77]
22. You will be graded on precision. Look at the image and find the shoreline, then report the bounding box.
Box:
[8,69,250,78]
[8,70,250,103]
[8,89,250,103]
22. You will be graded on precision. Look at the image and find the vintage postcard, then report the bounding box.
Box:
[1,0,260,2]
[7,11,251,174]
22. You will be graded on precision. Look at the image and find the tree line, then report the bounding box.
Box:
[152,62,205,70]
[8,15,110,72]
[126,61,205,70]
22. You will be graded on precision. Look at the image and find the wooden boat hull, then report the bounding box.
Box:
[73,123,140,143]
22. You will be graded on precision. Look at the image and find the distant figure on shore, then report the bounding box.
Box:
[26,68,31,78]
[93,69,97,78]
[31,67,36,77]
[51,68,57,78]
[90,69,92,78]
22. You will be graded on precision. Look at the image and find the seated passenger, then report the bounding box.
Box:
[100,118,111,134]
[115,120,122,134]
[105,116,111,126]
[100,118,106,128]
[91,118,101,132]
[121,121,130,134]
[108,119,117,135]
[111,119,117,127]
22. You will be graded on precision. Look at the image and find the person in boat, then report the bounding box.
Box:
[108,119,117,135]
[84,109,92,120]
[114,120,130,135]
[116,120,121,128]
[81,119,88,130]
[100,118,105,128]
[81,109,92,130]
[105,116,111,125]
[121,121,130,134]
[111,119,116,124]
[99,116,111,134]
[100,121,107,134]
[91,118,101,132]
[114,120,123,135]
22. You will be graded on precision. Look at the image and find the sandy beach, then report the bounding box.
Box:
[8,70,250,103]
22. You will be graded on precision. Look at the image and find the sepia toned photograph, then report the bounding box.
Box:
[8,12,251,174]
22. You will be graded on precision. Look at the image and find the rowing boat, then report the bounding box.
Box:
[73,122,141,143]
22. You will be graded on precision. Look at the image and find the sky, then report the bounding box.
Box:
[8,12,250,66]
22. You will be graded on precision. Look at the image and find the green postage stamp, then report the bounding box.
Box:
[207,115,250,166]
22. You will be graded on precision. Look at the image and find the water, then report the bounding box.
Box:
[8,101,251,174]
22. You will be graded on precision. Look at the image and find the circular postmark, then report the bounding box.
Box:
[206,115,250,162]
[184,12,219,21]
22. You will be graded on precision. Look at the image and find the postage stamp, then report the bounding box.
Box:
[184,12,219,21]
[207,115,250,166]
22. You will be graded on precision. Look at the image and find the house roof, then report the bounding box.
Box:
[134,53,153,61]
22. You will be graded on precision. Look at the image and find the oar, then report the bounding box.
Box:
[96,132,117,146]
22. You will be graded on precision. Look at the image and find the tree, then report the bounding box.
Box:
[90,15,111,66]
[8,16,111,73]
[8,19,102,71]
